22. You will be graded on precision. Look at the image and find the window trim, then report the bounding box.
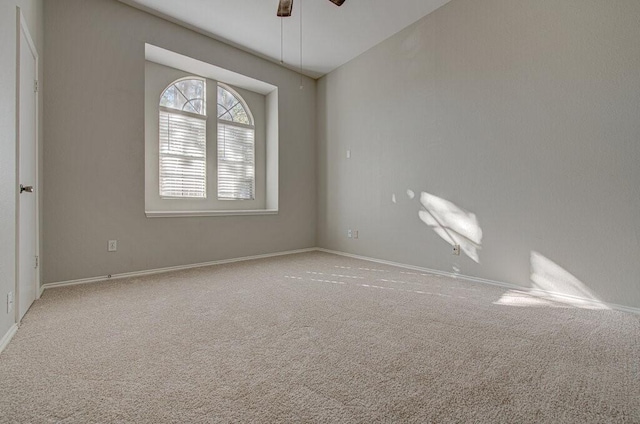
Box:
[216,83,256,201]
[144,45,279,218]
[158,77,208,199]
[217,82,254,125]
[158,105,206,121]
[160,76,207,115]
[145,209,279,218]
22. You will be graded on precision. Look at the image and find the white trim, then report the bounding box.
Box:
[0,324,18,356]
[159,105,206,120]
[18,9,38,59]
[317,248,640,315]
[40,246,640,316]
[145,44,277,95]
[42,248,316,291]
[15,7,41,326]
[145,209,278,218]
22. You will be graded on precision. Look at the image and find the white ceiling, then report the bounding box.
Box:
[121,0,452,79]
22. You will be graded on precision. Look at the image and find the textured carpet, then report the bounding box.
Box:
[1,251,639,423]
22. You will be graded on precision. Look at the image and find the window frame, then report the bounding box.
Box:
[216,83,256,201]
[158,77,208,200]
[144,50,279,218]
[217,83,253,125]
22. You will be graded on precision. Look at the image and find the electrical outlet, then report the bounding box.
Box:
[108,240,117,252]
[452,244,461,256]
[7,292,14,313]
[346,149,351,159]
[354,230,359,239]
[347,229,353,238]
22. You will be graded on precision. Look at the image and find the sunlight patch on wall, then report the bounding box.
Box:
[418,192,483,263]
[528,251,608,309]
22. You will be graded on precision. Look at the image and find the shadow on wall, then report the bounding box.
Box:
[494,252,608,310]
[400,190,483,263]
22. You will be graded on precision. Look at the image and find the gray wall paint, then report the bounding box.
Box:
[43,0,316,283]
[0,0,44,338]
[318,0,640,308]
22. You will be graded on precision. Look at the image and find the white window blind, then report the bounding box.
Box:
[159,110,206,198]
[217,122,255,200]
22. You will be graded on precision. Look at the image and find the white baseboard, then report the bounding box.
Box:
[42,248,318,291]
[317,248,640,315]
[0,324,18,356]
[39,246,640,315]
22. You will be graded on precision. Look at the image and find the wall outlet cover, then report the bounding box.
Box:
[108,240,118,252]
[7,292,14,313]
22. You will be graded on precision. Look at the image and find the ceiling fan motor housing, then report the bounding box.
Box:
[277,0,345,17]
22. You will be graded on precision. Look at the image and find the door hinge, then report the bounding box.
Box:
[35,256,39,269]
[34,79,39,93]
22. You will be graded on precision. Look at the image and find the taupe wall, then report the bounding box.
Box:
[43,0,316,283]
[0,0,44,338]
[317,0,640,308]
[36,0,640,310]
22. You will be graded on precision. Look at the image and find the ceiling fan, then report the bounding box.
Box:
[277,0,345,17]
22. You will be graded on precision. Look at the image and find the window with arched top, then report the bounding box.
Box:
[145,56,279,217]
[217,84,255,200]
[159,78,207,198]
[217,84,252,125]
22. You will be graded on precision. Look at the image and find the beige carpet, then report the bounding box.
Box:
[1,251,638,423]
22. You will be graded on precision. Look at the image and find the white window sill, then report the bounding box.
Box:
[145,209,279,218]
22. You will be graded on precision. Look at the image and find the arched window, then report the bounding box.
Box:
[217,84,255,200]
[159,78,207,198]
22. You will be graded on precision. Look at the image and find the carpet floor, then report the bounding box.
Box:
[1,251,639,423]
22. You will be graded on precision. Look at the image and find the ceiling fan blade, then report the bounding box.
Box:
[277,0,293,17]
[328,0,345,6]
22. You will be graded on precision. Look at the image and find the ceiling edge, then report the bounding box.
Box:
[117,0,324,79]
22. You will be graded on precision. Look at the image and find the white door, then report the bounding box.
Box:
[17,11,39,321]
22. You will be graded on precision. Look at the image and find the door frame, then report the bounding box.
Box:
[15,6,40,324]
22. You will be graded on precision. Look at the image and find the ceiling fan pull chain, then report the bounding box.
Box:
[300,0,303,89]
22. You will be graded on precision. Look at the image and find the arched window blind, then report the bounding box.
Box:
[217,84,255,200]
[159,78,206,198]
